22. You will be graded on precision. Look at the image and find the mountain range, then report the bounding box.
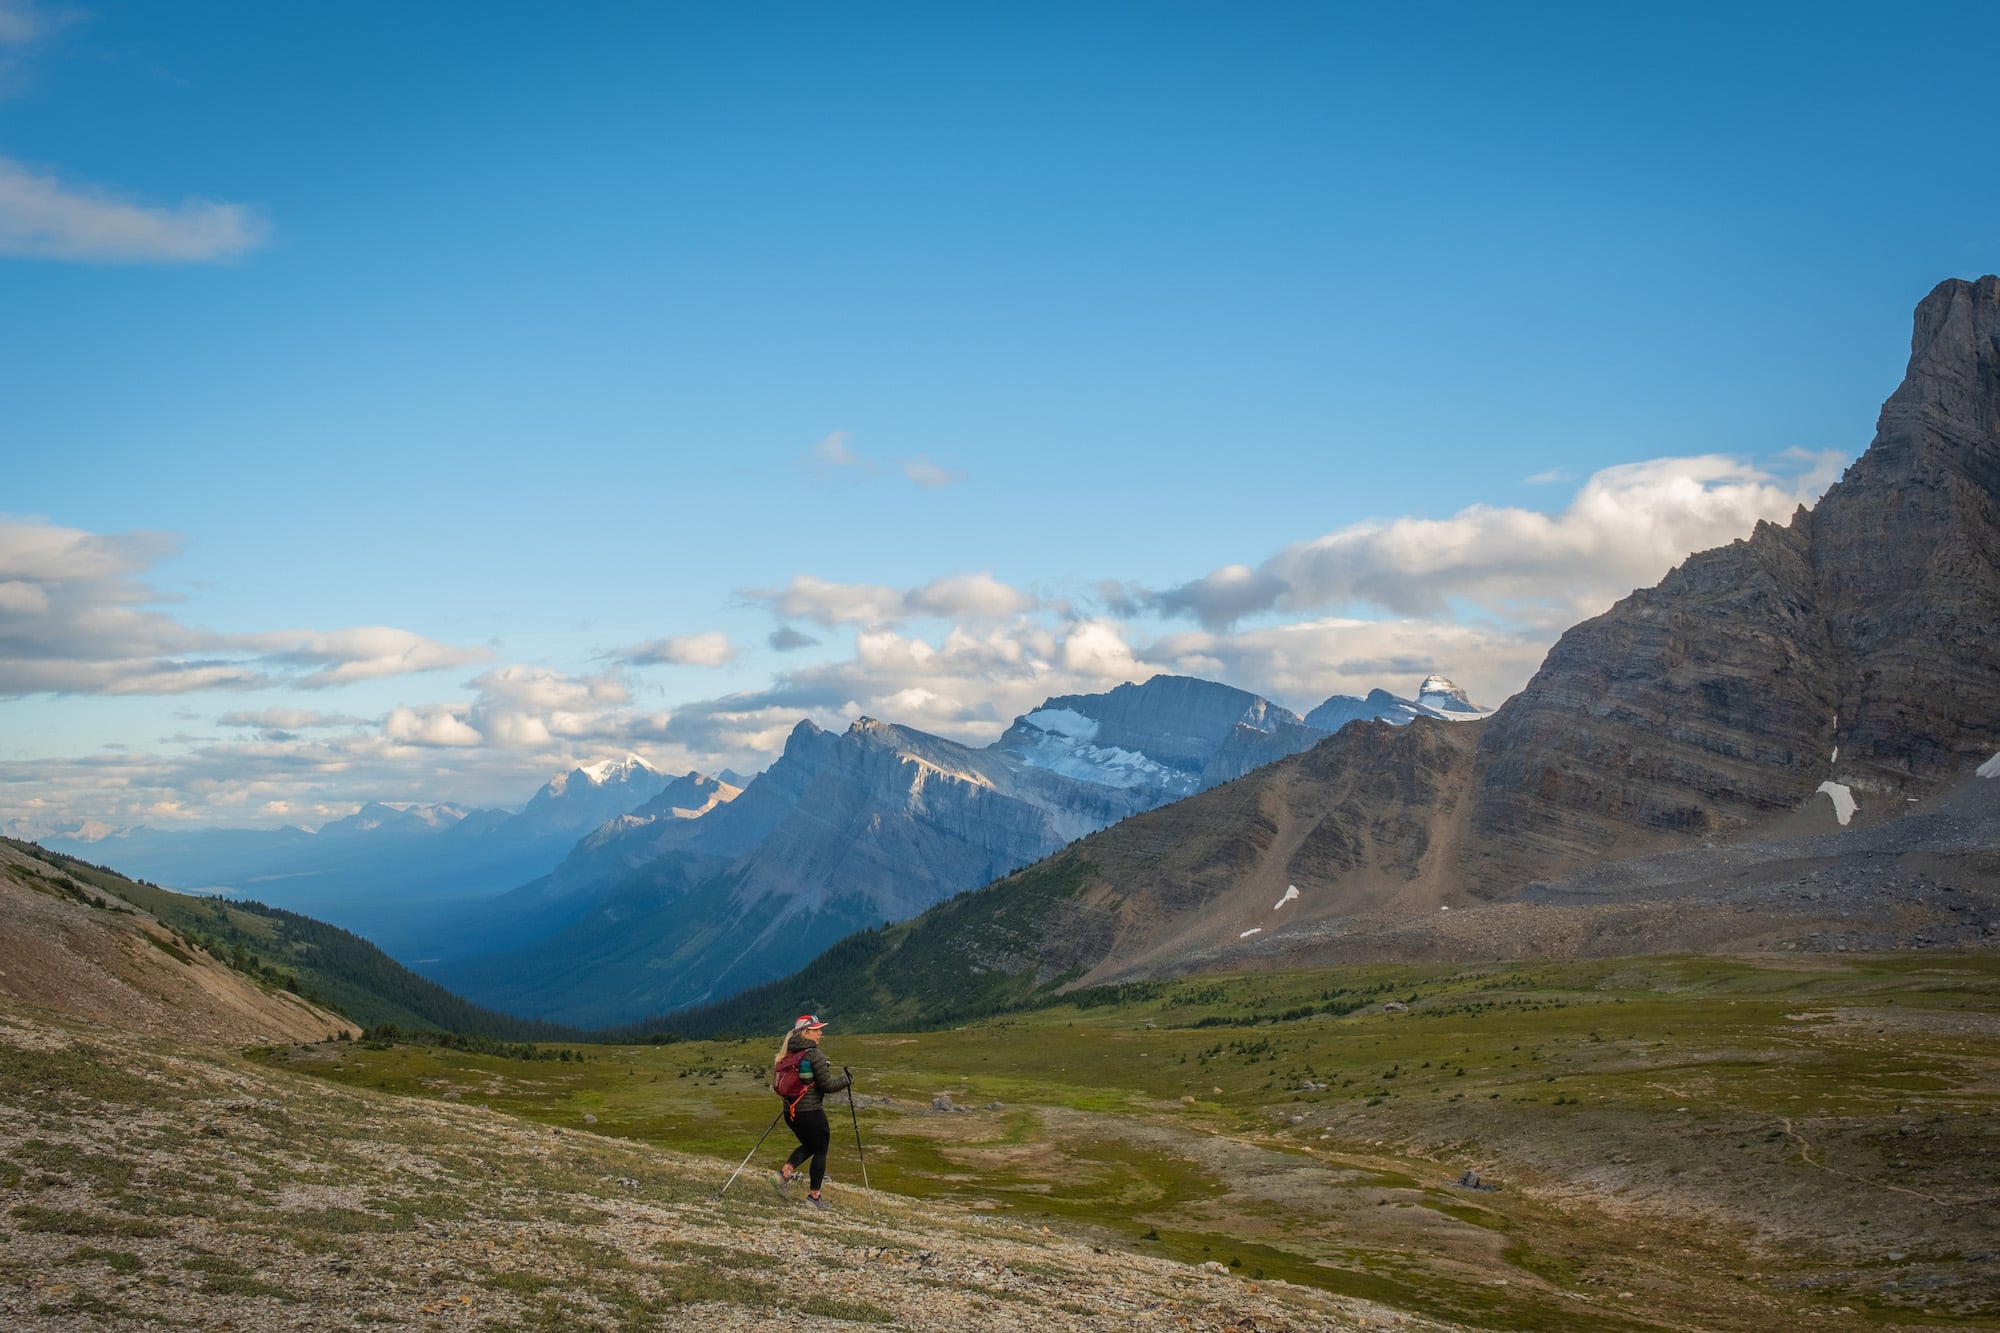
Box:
[668,274,2000,1035]
[48,671,1482,1023]
[423,673,1489,1023]
[45,755,682,953]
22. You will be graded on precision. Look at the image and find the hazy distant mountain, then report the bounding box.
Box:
[1303,674,1493,731]
[428,675,1395,1024]
[44,753,687,952]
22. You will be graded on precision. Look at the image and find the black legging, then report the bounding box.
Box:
[784,1106,832,1190]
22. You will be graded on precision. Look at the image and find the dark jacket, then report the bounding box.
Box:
[784,1031,851,1113]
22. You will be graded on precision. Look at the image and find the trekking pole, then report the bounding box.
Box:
[719,1110,784,1197]
[844,1067,870,1192]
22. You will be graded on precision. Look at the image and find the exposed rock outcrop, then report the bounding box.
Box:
[1463,275,2000,889]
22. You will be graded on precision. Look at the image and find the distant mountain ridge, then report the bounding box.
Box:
[1303,674,1494,731]
[427,673,1488,1024]
[42,753,695,954]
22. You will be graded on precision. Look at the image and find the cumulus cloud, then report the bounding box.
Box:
[4,449,1853,833]
[768,626,819,652]
[254,626,492,688]
[744,571,1037,628]
[1147,452,1846,630]
[1142,617,1549,717]
[617,630,737,668]
[807,429,876,476]
[384,704,483,748]
[901,453,965,488]
[0,156,268,264]
[664,618,1171,756]
[0,517,491,697]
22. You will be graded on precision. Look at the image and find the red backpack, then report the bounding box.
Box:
[772,1049,809,1102]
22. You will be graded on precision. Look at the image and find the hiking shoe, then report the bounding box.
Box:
[771,1170,792,1197]
[807,1193,829,1212]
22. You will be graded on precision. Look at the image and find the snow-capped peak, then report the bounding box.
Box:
[576,753,661,785]
[1413,675,1492,720]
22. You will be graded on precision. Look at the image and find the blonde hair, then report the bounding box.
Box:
[773,1018,812,1071]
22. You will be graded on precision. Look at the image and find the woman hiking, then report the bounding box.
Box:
[771,1014,850,1211]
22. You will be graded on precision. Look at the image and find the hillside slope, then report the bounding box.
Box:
[0,840,355,1045]
[3,840,592,1042]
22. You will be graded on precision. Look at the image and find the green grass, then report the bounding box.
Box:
[254,950,2000,1331]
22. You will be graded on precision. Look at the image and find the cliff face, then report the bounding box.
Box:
[840,278,2000,992]
[1461,276,2000,890]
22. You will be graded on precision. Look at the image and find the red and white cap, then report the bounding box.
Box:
[793,1014,827,1031]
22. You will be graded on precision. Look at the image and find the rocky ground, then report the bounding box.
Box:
[1186,769,2000,975]
[0,1006,1469,1332]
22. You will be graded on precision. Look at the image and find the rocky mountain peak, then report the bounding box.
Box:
[574,753,662,785]
[1465,276,2000,880]
[1882,274,2000,448]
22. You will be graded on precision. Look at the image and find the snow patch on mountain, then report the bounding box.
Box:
[1816,781,1858,825]
[1010,706,1171,788]
[1022,708,1099,741]
[1275,885,1299,910]
[1981,751,2000,779]
[1014,735,1182,791]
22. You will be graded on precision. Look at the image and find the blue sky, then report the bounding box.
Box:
[4,1,1996,833]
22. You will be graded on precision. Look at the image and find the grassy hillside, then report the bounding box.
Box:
[4,838,591,1043]
[2,1001,1412,1332]
[274,951,2000,1332]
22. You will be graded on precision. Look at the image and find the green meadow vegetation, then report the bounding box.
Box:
[262,952,2000,1332]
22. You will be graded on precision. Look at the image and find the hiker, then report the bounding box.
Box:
[771,1013,850,1211]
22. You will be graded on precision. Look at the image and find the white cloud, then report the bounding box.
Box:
[744,571,1037,627]
[0,1,75,99]
[384,704,483,748]
[2,450,1857,833]
[217,708,368,731]
[905,573,1035,621]
[618,631,737,668]
[807,429,876,475]
[254,626,493,688]
[0,1,53,45]
[0,518,492,697]
[902,453,965,488]
[665,618,1169,755]
[1144,617,1547,717]
[0,156,268,264]
[1150,452,1847,630]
